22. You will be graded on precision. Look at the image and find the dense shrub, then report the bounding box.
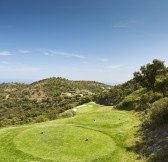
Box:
[35,115,48,123]
[147,150,168,162]
[143,97,168,128]
[60,109,76,118]
[115,88,144,110]
[115,89,162,111]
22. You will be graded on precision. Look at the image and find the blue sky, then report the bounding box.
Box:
[0,0,168,83]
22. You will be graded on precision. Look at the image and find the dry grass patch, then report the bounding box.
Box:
[96,106,113,112]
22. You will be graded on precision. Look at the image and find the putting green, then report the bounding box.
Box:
[14,125,115,161]
[69,111,130,128]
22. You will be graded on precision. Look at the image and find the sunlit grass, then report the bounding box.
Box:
[0,102,143,162]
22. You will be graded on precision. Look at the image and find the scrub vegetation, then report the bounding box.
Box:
[96,59,168,161]
[0,78,111,127]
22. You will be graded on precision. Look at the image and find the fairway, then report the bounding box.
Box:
[0,103,142,162]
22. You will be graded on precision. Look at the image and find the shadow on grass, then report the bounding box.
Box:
[126,126,168,162]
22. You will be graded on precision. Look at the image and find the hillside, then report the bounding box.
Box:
[0,77,112,127]
[96,59,168,161]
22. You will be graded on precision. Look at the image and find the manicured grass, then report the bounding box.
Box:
[0,102,143,162]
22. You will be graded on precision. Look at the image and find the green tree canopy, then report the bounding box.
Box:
[133,59,166,90]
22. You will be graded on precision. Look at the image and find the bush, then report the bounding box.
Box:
[34,115,48,123]
[115,89,162,111]
[135,92,162,111]
[147,150,168,162]
[60,109,76,118]
[115,88,144,110]
[143,97,168,128]
[115,96,139,110]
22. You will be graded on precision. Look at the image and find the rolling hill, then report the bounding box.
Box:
[0,77,112,127]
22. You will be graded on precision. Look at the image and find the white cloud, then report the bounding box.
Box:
[0,67,40,74]
[18,49,31,54]
[0,51,11,56]
[43,49,86,59]
[106,64,123,69]
[98,58,109,62]
[44,53,49,56]
[44,52,54,56]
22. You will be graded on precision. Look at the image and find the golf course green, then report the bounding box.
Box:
[0,103,143,162]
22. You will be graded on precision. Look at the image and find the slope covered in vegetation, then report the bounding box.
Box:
[96,59,168,161]
[0,77,111,127]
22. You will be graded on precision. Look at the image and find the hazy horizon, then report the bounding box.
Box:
[0,77,121,86]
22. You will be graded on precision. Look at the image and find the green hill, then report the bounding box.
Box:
[0,77,112,127]
[95,59,168,161]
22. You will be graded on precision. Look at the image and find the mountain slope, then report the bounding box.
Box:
[0,77,112,127]
[94,59,168,161]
